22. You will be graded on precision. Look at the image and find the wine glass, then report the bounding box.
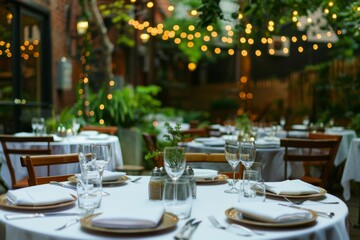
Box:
[224,140,241,194]
[163,146,186,207]
[92,143,112,196]
[78,144,95,174]
[163,146,186,183]
[239,141,256,170]
[31,117,39,135]
[37,117,45,135]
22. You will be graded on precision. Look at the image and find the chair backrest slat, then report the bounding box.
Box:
[0,134,54,189]
[280,137,341,188]
[24,153,79,186]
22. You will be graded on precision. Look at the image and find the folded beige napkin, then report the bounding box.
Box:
[265,180,321,195]
[91,205,164,229]
[102,170,126,181]
[235,202,311,223]
[7,185,74,206]
[193,168,218,180]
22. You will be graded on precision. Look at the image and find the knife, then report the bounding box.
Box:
[174,218,195,240]
[278,204,334,218]
[5,212,80,220]
[182,221,201,240]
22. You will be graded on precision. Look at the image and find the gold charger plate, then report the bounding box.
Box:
[68,175,129,186]
[0,194,76,210]
[266,187,327,199]
[80,212,178,234]
[195,174,228,184]
[225,207,317,227]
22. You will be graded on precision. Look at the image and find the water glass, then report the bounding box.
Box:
[238,169,266,202]
[77,173,102,213]
[163,178,192,219]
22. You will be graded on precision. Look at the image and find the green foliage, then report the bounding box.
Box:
[45,108,78,133]
[144,122,189,161]
[198,0,224,28]
[86,84,162,128]
[99,0,135,47]
[235,113,251,132]
[349,114,360,136]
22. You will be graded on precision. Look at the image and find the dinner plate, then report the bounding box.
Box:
[68,175,129,186]
[266,187,327,199]
[0,194,77,210]
[80,212,178,234]
[195,174,228,184]
[225,208,317,227]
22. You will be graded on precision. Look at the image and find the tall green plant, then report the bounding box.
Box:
[86,84,162,128]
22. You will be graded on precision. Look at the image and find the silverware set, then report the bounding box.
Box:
[278,204,335,218]
[174,218,202,240]
[208,215,264,236]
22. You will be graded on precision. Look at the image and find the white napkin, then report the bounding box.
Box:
[7,185,74,206]
[265,179,321,195]
[235,202,311,223]
[193,168,218,180]
[91,205,164,229]
[102,170,126,181]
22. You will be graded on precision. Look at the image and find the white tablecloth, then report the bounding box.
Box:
[186,140,304,181]
[324,129,357,166]
[0,135,123,189]
[341,138,360,200]
[0,176,349,240]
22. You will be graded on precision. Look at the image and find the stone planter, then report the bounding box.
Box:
[118,128,143,166]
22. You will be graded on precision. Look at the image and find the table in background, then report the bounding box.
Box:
[0,134,123,189]
[324,129,357,167]
[186,140,304,181]
[341,137,360,201]
[0,176,349,240]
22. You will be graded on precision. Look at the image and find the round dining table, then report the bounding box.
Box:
[0,133,123,189]
[0,176,349,240]
[186,139,304,182]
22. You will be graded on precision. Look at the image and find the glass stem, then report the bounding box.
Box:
[232,167,236,189]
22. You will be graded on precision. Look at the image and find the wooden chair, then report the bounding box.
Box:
[0,135,54,189]
[22,153,78,186]
[280,137,341,189]
[80,125,118,135]
[185,152,243,178]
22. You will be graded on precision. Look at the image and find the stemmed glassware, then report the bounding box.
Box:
[92,143,112,196]
[239,141,256,170]
[224,140,241,194]
[78,144,95,174]
[163,146,186,202]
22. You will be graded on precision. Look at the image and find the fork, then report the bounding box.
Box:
[208,216,264,236]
